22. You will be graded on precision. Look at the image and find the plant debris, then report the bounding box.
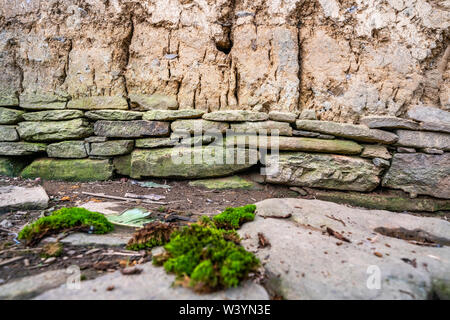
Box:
[41,242,63,258]
[325,227,351,243]
[126,221,178,251]
[120,266,143,275]
[374,227,450,247]
[257,232,271,248]
[18,207,114,246]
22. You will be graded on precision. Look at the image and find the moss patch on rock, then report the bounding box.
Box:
[212,204,256,230]
[154,222,259,292]
[151,204,258,292]
[0,156,30,177]
[18,207,114,246]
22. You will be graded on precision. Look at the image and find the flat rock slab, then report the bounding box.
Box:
[128,147,255,179]
[143,109,205,121]
[0,142,47,156]
[35,262,269,300]
[171,119,229,134]
[0,185,49,213]
[382,153,450,199]
[0,269,69,300]
[203,110,269,122]
[230,121,293,136]
[17,119,93,142]
[296,120,398,144]
[22,110,84,121]
[227,136,362,155]
[94,120,170,138]
[265,152,382,192]
[0,126,19,141]
[79,201,128,215]
[188,176,256,190]
[313,190,450,213]
[67,96,129,110]
[46,141,88,159]
[85,110,143,121]
[407,106,450,125]
[0,107,23,125]
[59,230,132,246]
[239,198,450,300]
[21,158,114,181]
[361,116,419,130]
[396,130,450,151]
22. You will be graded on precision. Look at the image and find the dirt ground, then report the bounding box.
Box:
[0,172,448,288]
[0,171,298,285]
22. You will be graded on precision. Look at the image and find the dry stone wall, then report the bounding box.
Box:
[0,0,449,201]
[0,106,449,200]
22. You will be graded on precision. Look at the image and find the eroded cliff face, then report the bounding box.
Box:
[0,0,449,122]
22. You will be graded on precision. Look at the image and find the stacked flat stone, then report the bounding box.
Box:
[1,101,449,200]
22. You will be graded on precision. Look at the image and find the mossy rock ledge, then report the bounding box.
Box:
[21,158,114,181]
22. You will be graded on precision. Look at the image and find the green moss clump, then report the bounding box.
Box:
[156,223,259,292]
[212,204,256,230]
[18,207,114,246]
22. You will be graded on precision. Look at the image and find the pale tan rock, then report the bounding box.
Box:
[361,145,392,160]
[230,121,293,136]
[268,111,297,123]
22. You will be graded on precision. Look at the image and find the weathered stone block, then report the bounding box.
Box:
[407,106,450,125]
[22,110,84,121]
[265,152,383,192]
[47,141,88,159]
[20,93,68,110]
[171,119,229,134]
[314,190,450,213]
[361,116,419,130]
[361,145,392,160]
[268,111,297,123]
[129,94,178,110]
[0,125,19,141]
[94,120,170,138]
[420,121,450,134]
[85,110,143,121]
[143,109,204,121]
[0,157,29,177]
[113,154,131,176]
[89,140,134,156]
[296,120,398,144]
[21,158,114,181]
[129,147,255,179]
[382,153,450,199]
[0,142,47,156]
[135,137,178,148]
[230,121,293,136]
[67,96,128,110]
[0,185,49,213]
[0,107,23,124]
[17,119,93,141]
[227,136,362,155]
[203,110,269,122]
[396,130,450,151]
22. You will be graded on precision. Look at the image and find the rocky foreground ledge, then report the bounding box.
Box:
[1,106,449,201]
[1,198,448,300]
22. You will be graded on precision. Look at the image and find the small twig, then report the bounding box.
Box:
[325,214,346,227]
[81,192,167,204]
[102,252,144,257]
[0,256,25,267]
[326,227,351,243]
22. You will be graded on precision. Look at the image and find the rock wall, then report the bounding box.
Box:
[1,107,449,200]
[0,0,448,120]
